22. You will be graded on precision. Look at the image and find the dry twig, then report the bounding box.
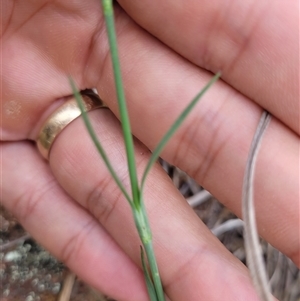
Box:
[57,271,76,301]
[242,111,272,301]
[0,233,31,252]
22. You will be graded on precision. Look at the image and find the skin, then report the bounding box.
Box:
[1,0,299,300]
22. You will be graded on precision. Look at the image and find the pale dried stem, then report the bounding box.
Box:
[242,111,273,301]
[211,218,244,237]
[0,233,31,252]
[57,271,76,301]
[187,189,212,208]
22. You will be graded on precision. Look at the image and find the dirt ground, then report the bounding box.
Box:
[1,165,299,301]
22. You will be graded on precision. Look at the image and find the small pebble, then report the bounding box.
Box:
[3,289,10,296]
[37,283,45,292]
[4,251,22,262]
[31,278,39,286]
[52,282,61,294]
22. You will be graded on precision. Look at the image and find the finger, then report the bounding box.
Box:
[1,0,103,140]
[93,8,299,266]
[0,141,148,301]
[49,108,268,301]
[118,0,299,134]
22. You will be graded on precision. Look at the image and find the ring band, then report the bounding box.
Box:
[36,91,107,160]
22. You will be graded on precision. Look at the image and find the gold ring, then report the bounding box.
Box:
[36,91,107,160]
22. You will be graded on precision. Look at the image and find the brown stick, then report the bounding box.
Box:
[57,271,76,301]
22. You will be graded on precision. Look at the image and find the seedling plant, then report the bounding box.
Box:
[70,1,272,300]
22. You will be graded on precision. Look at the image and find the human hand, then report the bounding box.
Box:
[1,1,299,300]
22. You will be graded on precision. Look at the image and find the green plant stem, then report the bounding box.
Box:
[101,2,165,299]
[141,247,158,301]
[102,0,140,205]
[134,201,165,301]
[140,72,221,192]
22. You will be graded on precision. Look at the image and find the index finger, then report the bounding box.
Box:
[118,0,299,134]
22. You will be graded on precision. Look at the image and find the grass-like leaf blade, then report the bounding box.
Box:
[141,72,221,191]
[69,78,133,206]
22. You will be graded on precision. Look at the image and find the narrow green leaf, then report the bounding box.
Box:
[102,0,113,14]
[141,72,221,191]
[101,0,140,206]
[69,78,133,206]
[140,246,158,301]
